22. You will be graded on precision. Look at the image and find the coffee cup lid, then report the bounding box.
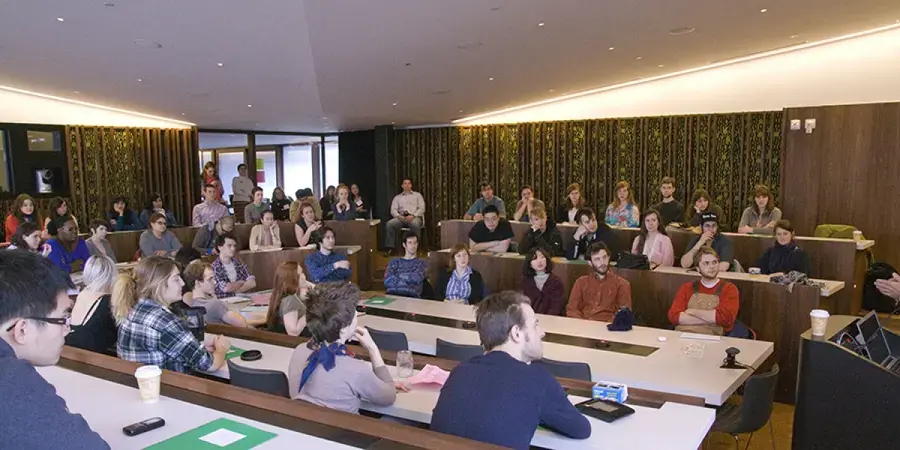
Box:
[810,309,830,318]
[135,365,162,378]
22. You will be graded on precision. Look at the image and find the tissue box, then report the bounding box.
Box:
[592,381,628,403]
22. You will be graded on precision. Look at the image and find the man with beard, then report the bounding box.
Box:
[668,247,740,336]
[566,242,632,322]
[431,291,591,449]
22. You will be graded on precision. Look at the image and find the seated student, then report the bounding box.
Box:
[652,176,685,227]
[305,227,352,283]
[605,180,640,228]
[249,210,283,251]
[754,220,810,276]
[464,182,506,220]
[518,206,564,256]
[567,242,632,322]
[556,183,586,224]
[680,212,734,271]
[4,193,41,243]
[0,251,111,449]
[566,207,619,261]
[467,205,514,253]
[211,235,257,298]
[139,213,182,258]
[435,244,485,305]
[668,248,740,336]
[293,202,324,247]
[265,261,315,336]
[738,184,783,235]
[331,184,357,221]
[385,178,426,250]
[114,256,231,373]
[43,197,76,237]
[520,247,565,315]
[85,219,117,262]
[287,283,402,414]
[320,185,336,220]
[270,187,293,221]
[140,193,179,229]
[512,185,545,222]
[106,197,141,232]
[384,231,429,298]
[192,216,235,255]
[631,209,675,267]
[350,184,370,218]
[192,184,229,228]
[67,256,118,355]
[686,188,725,229]
[182,260,252,328]
[243,187,269,225]
[46,218,91,274]
[431,291,591,448]
[290,188,322,223]
[7,221,51,257]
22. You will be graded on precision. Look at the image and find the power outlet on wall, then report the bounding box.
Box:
[805,118,816,134]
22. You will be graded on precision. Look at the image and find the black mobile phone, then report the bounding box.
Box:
[123,417,166,436]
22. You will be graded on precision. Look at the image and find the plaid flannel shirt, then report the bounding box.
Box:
[211,257,254,298]
[116,299,213,373]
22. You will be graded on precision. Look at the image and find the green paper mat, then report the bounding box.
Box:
[569,259,589,265]
[225,346,246,360]
[364,296,396,306]
[144,417,277,449]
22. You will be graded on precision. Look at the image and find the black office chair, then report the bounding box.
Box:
[227,360,290,398]
[532,358,592,381]
[435,338,483,362]
[366,327,409,352]
[709,364,780,450]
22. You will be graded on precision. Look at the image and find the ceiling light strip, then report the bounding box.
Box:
[0,85,195,126]
[453,22,900,124]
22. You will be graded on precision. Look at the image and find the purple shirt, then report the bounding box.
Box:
[192,202,228,227]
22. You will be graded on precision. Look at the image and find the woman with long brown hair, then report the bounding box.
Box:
[631,209,675,267]
[114,256,231,373]
[556,183,586,224]
[4,193,42,242]
[201,161,224,203]
[685,188,725,228]
[738,184,782,235]
[605,180,640,227]
[266,261,315,336]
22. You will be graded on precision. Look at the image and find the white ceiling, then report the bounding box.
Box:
[1,0,899,132]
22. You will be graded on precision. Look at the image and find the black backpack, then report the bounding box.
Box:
[863,262,899,313]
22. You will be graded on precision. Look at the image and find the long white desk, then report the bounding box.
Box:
[357,296,773,406]
[38,365,353,449]
[221,338,715,450]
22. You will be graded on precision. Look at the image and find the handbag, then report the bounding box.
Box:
[616,252,650,270]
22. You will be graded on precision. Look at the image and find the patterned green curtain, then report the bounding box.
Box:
[393,111,783,242]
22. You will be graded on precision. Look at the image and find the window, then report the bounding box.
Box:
[216,152,245,202]
[283,144,314,200]
[254,150,277,200]
[323,138,339,190]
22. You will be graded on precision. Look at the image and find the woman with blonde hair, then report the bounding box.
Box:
[114,256,231,373]
[66,255,118,354]
[556,183,586,224]
[605,180,640,227]
[265,261,316,336]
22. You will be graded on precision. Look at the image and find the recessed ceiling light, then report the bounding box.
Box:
[321,116,327,119]
[760,8,768,13]
[181,113,185,116]
[790,34,799,39]
[608,47,615,51]
[669,27,696,36]
[459,110,464,113]
[549,89,555,92]
[247,104,252,108]
[56,17,64,22]
[538,22,545,27]
[488,77,494,81]
[133,39,163,49]
[136,78,142,82]
[392,102,398,106]
[73,90,80,94]
[635,56,642,60]
[216,62,224,67]
[658,64,664,68]
[391,122,396,125]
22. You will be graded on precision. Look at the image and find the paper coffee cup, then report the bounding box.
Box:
[810,309,830,337]
[853,230,862,242]
[748,267,761,275]
[135,365,162,403]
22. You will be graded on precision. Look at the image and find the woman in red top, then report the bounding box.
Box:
[201,162,224,203]
[519,247,565,315]
[4,194,42,243]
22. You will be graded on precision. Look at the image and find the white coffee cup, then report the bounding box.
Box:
[135,365,162,403]
[852,230,862,242]
[748,267,762,275]
[810,309,830,337]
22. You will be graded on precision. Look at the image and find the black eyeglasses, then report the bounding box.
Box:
[5,316,72,332]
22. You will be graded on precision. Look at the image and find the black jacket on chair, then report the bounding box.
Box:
[434,270,485,305]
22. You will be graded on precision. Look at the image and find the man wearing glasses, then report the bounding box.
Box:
[0,250,109,448]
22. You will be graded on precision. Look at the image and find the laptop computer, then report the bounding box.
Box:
[856,310,900,373]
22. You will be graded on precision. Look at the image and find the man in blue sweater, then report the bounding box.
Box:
[0,250,110,449]
[305,226,353,283]
[384,231,429,298]
[431,291,591,449]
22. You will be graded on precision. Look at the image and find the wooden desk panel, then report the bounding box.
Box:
[440,219,868,315]
[429,251,820,404]
[238,246,359,290]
